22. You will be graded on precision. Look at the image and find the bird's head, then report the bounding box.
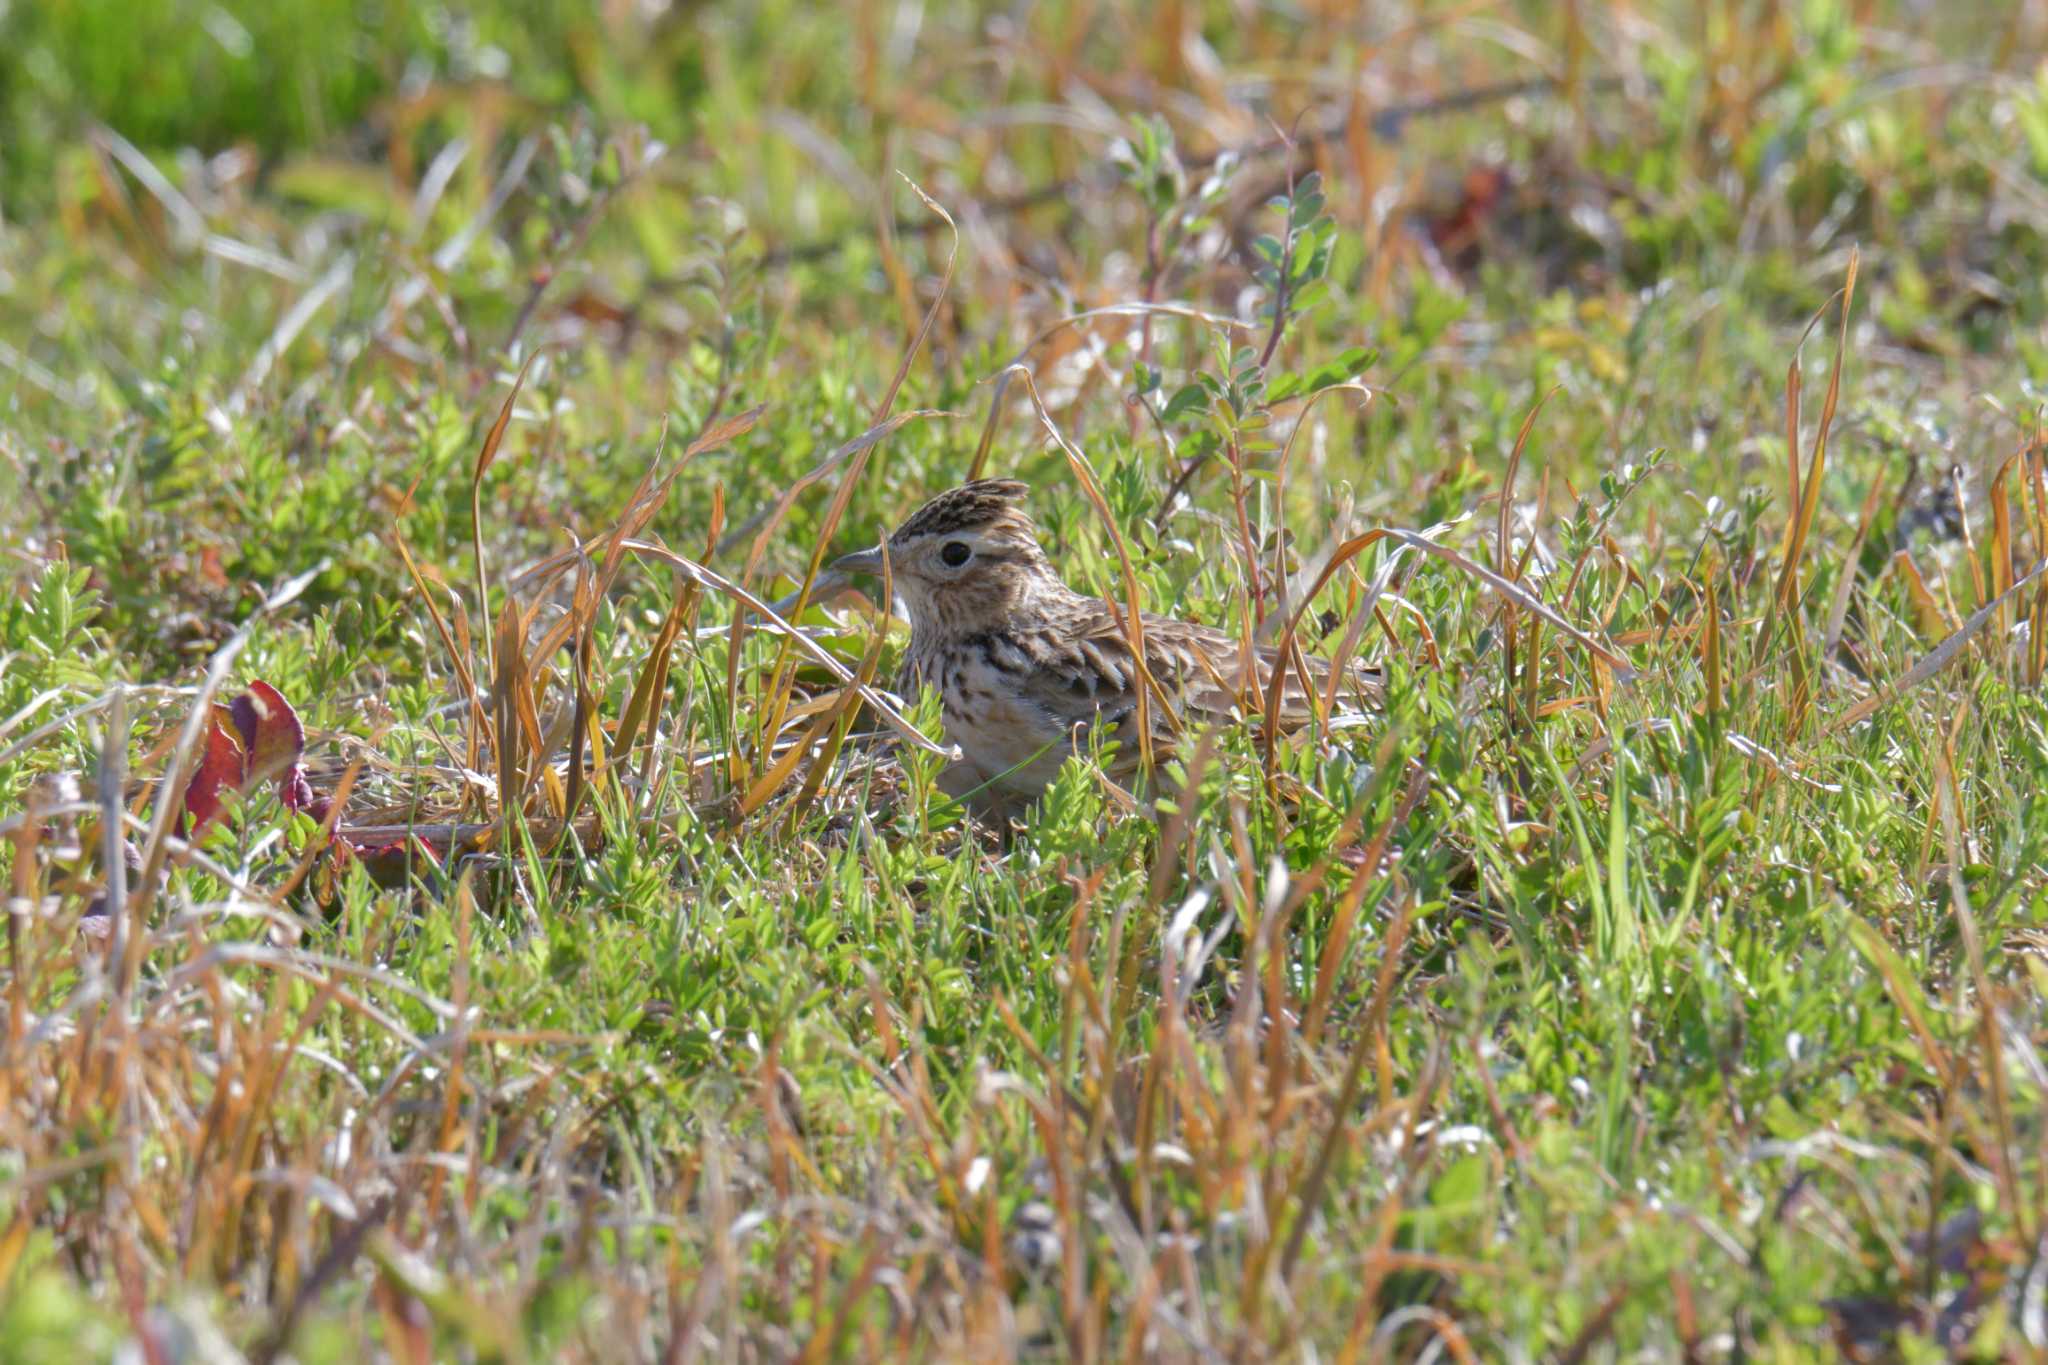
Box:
[832,479,1061,634]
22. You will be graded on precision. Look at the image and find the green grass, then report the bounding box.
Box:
[4,0,2048,1358]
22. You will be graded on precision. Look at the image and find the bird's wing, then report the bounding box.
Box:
[1010,605,1152,735]
[1017,601,1377,754]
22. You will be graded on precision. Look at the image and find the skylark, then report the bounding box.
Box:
[831,479,1377,810]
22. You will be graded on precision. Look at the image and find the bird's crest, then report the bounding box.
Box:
[889,479,1032,544]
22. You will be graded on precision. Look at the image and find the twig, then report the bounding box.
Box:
[97,689,131,995]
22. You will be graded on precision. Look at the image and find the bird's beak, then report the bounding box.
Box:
[830,545,886,576]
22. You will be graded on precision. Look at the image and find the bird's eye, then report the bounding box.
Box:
[939,541,972,568]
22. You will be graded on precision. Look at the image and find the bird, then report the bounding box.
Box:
[830,479,1378,812]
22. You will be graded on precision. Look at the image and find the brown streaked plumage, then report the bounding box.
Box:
[832,479,1378,810]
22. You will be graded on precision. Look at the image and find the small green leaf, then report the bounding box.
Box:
[1160,382,1209,423]
[1430,1153,1487,1208]
[1300,345,1376,391]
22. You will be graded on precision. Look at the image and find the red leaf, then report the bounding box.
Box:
[197,545,230,591]
[330,834,440,890]
[287,773,331,823]
[230,679,304,789]
[182,681,326,834]
[1427,164,1508,260]
[183,703,249,835]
